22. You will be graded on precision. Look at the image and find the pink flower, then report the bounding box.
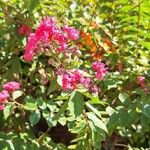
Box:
[23,18,56,61]
[18,24,32,36]
[61,70,82,90]
[80,77,91,88]
[62,74,77,90]
[35,17,56,42]
[57,43,67,52]
[0,90,10,103]
[0,105,5,111]
[54,31,67,43]
[61,69,92,91]
[23,33,39,61]
[92,61,108,80]
[137,76,146,88]
[3,81,20,92]
[23,17,80,61]
[73,70,82,81]
[64,25,80,41]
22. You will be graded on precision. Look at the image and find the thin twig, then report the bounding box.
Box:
[37,126,51,143]
[115,143,128,149]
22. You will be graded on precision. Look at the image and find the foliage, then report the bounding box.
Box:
[0,0,150,149]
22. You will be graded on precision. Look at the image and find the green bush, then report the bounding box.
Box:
[0,0,149,149]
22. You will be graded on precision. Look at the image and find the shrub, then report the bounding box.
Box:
[0,0,150,149]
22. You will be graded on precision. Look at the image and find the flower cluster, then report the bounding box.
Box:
[0,90,9,110]
[58,69,99,95]
[23,17,80,61]
[61,69,90,90]
[92,61,108,80]
[22,18,108,96]
[0,81,20,111]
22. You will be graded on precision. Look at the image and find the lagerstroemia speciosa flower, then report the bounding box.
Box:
[61,69,91,91]
[0,90,10,103]
[0,90,10,111]
[0,81,21,111]
[23,17,80,61]
[23,17,108,96]
[59,69,100,95]
[3,81,20,93]
[63,25,80,41]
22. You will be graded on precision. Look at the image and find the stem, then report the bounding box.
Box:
[10,98,26,109]
[37,126,51,143]
[115,143,128,148]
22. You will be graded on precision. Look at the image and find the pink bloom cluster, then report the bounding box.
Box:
[62,69,91,90]
[92,61,108,80]
[64,25,80,41]
[18,24,32,36]
[0,81,20,111]
[23,17,80,61]
[3,81,20,92]
[60,69,99,95]
[0,90,9,110]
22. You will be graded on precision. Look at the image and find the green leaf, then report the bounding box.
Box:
[37,98,47,110]
[142,104,150,118]
[46,116,57,127]
[84,93,107,105]
[58,116,67,126]
[118,108,131,127]
[24,97,37,110]
[3,102,15,119]
[53,101,68,120]
[29,0,40,12]
[87,112,108,133]
[85,102,101,118]
[12,90,23,100]
[68,91,84,118]
[47,101,57,112]
[29,110,41,125]
[107,113,119,133]
[47,79,59,94]
[141,113,150,128]
[11,57,22,74]
[106,106,115,116]
[140,41,150,49]
[0,140,15,150]
[118,93,129,103]
[105,79,117,90]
